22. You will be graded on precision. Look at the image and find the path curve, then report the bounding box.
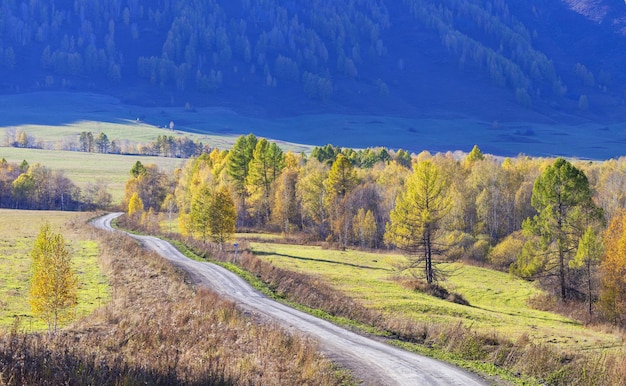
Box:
[92,213,488,386]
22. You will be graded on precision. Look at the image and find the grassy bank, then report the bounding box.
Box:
[0,210,109,331]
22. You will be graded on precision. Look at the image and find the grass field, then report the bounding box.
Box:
[0,147,186,204]
[249,241,624,352]
[0,209,109,332]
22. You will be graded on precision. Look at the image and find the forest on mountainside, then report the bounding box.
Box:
[0,0,625,118]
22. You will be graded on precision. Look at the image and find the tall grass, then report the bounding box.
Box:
[123,216,626,385]
[0,222,348,385]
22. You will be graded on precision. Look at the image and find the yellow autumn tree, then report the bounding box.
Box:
[207,185,237,245]
[128,191,144,218]
[600,210,626,325]
[29,223,77,333]
[353,208,377,249]
[385,160,452,284]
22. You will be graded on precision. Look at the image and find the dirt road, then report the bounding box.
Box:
[92,213,488,386]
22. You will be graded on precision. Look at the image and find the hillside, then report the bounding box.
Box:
[1,1,626,157]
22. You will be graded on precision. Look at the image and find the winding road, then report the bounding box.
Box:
[92,213,488,386]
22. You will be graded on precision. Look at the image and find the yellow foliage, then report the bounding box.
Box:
[600,210,626,324]
[29,223,77,333]
[128,192,144,217]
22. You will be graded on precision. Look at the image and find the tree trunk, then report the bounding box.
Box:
[559,248,566,300]
[587,259,593,315]
[425,231,433,285]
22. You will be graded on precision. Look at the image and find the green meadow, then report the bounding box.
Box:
[249,241,623,352]
[0,210,109,331]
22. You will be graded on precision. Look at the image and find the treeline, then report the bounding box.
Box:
[124,136,626,325]
[3,128,207,158]
[74,131,208,158]
[0,158,111,211]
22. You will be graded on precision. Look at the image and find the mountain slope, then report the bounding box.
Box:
[0,0,625,123]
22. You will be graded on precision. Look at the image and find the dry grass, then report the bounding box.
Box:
[0,223,348,385]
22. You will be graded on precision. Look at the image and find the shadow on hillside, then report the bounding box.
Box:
[253,251,392,272]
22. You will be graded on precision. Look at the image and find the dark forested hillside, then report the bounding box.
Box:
[1,0,626,121]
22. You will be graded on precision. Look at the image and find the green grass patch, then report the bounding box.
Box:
[249,242,623,352]
[0,209,110,332]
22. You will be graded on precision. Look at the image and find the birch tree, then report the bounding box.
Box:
[29,223,77,333]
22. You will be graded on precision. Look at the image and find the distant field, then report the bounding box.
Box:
[0,147,186,204]
[0,92,312,153]
[249,241,623,352]
[0,210,109,332]
[2,91,626,159]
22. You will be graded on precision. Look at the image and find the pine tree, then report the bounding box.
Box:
[227,134,257,225]
[248,139,285,223]
[513,158,601,300]
[29,223,77,333]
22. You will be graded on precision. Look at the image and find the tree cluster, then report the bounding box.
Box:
[76,130,207,158]
[0,158,110,211]
[123,136,626,325]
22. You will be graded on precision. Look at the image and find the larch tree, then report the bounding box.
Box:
[513,158,601,301]
[464,144,485,165]
[385,160,452,285]
[296,159,329,239]
[29,223,77,334]
[273,167,300,234]
[324,154,358,200]
[325,154,359,248]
